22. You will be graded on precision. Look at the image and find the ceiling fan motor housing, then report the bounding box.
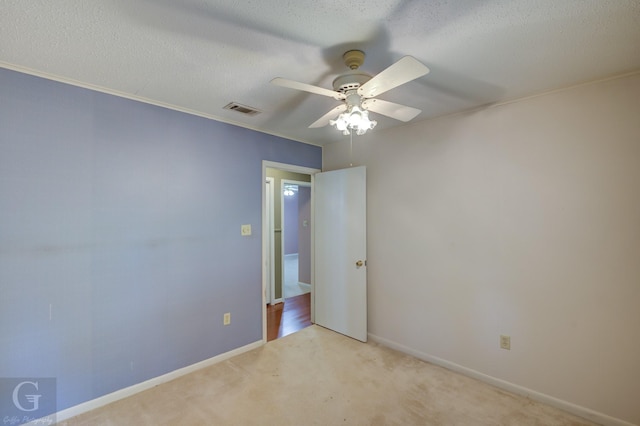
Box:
[332,72,372,93]
[333,50,372,93]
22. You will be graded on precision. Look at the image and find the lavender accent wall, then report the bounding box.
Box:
[297,186,311,284]
[283,190,298,255]
[0,67,321,415]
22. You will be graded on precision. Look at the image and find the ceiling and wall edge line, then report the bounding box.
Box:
[0,61,323,148]
[483,68,640,110]
[343,67,640,144]
[4,60,637,149]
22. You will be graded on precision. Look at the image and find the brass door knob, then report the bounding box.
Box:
[356,260,364,267]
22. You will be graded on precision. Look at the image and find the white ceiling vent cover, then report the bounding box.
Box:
[223,102,262,116]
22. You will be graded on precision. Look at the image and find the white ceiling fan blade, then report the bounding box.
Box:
[362,99,421,122]
[271,78,346,100]
[358,56,430,98]
[309,104,348,128]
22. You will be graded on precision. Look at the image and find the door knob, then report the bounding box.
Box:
[356,260,364,268]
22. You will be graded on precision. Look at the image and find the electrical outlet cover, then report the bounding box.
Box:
[500,335,511,350]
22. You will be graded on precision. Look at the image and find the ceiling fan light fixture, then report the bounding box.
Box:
[330,114,350,135]
[330,106,377,136]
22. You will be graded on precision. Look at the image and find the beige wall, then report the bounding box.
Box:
[266,168,311,300]
[323,73,640,425]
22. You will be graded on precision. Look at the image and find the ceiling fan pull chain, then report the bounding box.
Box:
[350,131,353,167]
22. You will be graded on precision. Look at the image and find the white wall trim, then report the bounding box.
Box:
[367,333,635,426]
[263,161,320,176]
[48,340,263,423]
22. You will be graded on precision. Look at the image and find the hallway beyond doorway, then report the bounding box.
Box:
[268,255,311,342]
[284,253,311,298]
[266,293,311,341]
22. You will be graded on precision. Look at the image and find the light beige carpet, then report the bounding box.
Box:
[62,325,595,425]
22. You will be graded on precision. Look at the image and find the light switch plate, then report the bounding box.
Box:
[241,224,252,236]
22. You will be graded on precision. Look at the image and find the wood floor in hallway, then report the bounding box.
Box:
[266,292,311,342]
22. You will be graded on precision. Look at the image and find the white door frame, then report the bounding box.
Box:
[281,179,312,300]
[262,161,320,343]
[265,177,275,305]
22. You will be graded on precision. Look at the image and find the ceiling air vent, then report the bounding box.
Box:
[223,102,262,116]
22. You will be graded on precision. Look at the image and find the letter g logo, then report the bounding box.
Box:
[12,381,41,412]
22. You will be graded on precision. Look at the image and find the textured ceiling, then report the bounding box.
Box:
[1,0,639,146]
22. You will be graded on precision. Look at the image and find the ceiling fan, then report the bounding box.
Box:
[271,50,430,135]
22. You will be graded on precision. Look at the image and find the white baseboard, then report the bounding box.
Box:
[50,339,263,423]
[298,282,311,289]
[367,333,634,426]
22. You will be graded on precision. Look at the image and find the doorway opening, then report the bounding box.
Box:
[282,180,312,299]
[263,162,319,342]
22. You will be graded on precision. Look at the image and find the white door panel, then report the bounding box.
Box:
[314,166,367,342]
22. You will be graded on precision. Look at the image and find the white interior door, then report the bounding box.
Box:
[314,166,367,342]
